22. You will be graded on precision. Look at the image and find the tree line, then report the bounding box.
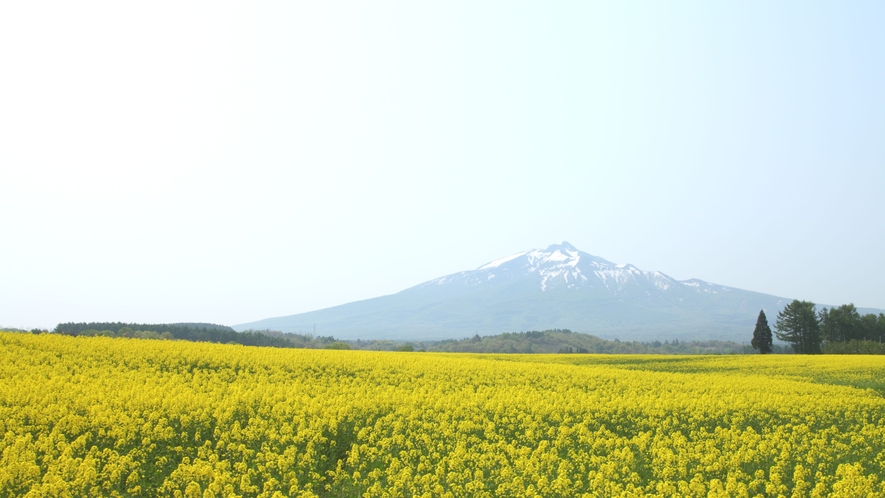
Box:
[752,301,885,354]
[371,329,754,354]
[52,322,336,349]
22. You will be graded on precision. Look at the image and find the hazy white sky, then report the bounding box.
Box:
[2,1,884,329]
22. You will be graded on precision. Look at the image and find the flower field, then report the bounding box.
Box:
[1,333,884,497]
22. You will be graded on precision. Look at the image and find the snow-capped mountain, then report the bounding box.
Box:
[421,241,727,297]
[398,242,751,318]
[234,242,808,342]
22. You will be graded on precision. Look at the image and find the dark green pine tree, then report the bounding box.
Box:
[751,309,773,354]
[775,300,822,354]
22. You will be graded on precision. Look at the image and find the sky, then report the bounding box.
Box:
[2,1,884,330]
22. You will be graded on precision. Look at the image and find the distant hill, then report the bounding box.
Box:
[352,329,763,355]
[236,242,882,342]
[53,322,300,348]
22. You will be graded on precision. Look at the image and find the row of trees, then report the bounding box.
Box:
[78,328,173,340]
[752,301,885,354]
[416,329,750,354]
[51,322,368,349]
[53,322,338,349]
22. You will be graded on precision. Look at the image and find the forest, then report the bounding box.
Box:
[754,302,885,354]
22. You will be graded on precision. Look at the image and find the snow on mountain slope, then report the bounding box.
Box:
[416,241,732,297]
[234,241,818,342]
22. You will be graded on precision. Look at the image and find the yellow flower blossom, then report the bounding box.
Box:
[1,332,884,496]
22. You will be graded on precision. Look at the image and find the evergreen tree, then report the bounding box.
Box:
[875,313,885,343]
[819,304,862,343]
[855,312,885,343]
[751,309,773,354]
[775,300,822,354]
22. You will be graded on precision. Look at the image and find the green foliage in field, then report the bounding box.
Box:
[822,340,885,356]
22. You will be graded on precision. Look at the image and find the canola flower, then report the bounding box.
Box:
[1,332,884,497]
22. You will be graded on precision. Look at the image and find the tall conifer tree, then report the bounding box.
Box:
[775,300,822,354]
[751,309,773,354]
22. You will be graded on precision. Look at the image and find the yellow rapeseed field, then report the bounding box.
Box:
[1,332,884,497]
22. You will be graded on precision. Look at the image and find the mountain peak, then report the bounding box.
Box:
[233,242,815,342]
[546,241,577,252]
[479,242,582,271]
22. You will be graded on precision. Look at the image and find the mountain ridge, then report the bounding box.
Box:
[234,242,882,342]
